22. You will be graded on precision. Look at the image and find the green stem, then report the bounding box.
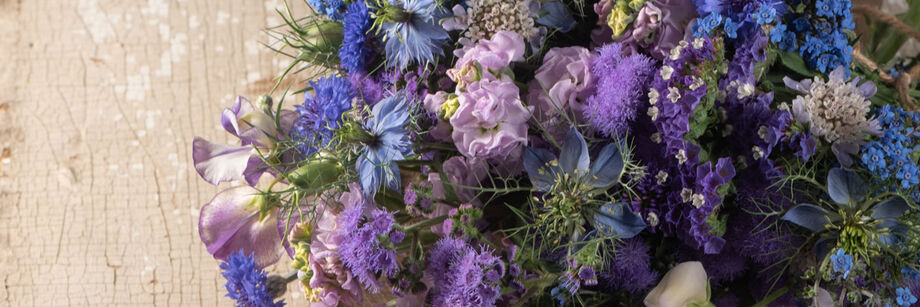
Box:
[751,286,789,307]
[402,216,448,233]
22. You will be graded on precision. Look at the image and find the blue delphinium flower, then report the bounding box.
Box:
[357,95,414,196]
[220,250,285,307]
[374,0,449,69]
[291,76,354,156]
[340,1,372,73]
[896,287,918,306]
[309,0,347,20]
[830,248,854,279]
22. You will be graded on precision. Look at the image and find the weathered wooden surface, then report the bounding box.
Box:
[0,0,309,305]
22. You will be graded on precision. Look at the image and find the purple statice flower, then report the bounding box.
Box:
[336,204,403,293]
[291,76,354,156]
[339,1,372,73]
[426,237,504,306]
[600,238,658,294]
[220,250,285,307]
[585,43,656,137]
[357,95,414,197]
[375,0,449,69]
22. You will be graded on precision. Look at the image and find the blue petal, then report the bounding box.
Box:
[826,167,866,206]
[523,147,560,192]
[588,142,624,188]
[559,127,589,175]
[871,197,909,220]
[593,202,646,239]
[536,1,576,32]
[781,203,836,232]
[877,220,907,246]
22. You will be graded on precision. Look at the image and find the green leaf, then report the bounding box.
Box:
[778,52,815,78]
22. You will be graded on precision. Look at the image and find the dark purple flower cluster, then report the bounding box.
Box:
[599,238,658,294]
[336,205,404,293]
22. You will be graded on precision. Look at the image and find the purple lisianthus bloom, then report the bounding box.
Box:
[426,237,503,306]
[220,250,285,307]
[336,203,403,293]
[199,185,285,266]
[376,0,449,69]
[527,46,594,125]
[450,79,530,161]
[586,43,656,137]
[194,96,295,186]
[357,95,414,197]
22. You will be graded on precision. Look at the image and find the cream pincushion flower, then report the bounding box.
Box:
[783,66,881,166]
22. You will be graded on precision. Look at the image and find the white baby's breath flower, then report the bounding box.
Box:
[648,106,660,120]
[667,87,681,103]
[680,188,693,202]
[676,149,687,164]
[692,38,704,49]
[648,88,659,105]
[669,46,682,60]
[656,170,668,184]
[690,194,705,208]
[752,146,764,160]
[660,65,674,81]
[651,132,662,144]
[737,83,755,99]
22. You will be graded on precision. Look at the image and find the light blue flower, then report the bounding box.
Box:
[754,4,777,24]
[896,287,917,306]
[375,0,449,69]
[523,127,625,192]
[357,95,414,197]
[829,248,854,279]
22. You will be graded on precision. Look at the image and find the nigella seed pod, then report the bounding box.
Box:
[287,157,343,191]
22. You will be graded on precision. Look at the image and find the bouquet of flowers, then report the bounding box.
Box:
[191,0,920,305]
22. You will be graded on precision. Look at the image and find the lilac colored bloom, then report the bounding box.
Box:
[631,3,663,43]
[199,185,284,267]
[336,204,403,293]
[442,156,489,204]
[448,31,526,88]
[450,79,530,161]
[194,97,294,186]
[220,250,285,307]
[426,237,503,306]
[620,0,698,60]
[586,43,656,137]
[527,46,594,124]
[307,186,366,306]
[377,0,449,69]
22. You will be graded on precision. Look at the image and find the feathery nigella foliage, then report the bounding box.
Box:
[190,0,920,306]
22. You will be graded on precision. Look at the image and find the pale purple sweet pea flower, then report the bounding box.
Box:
[199,185,284,267]
[450,79,531,161]
[193,96,296,186]
[307,198,364,306]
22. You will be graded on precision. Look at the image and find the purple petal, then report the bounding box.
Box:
[199,185,283,266]
[220,96,248,137]
[193,137,255,185]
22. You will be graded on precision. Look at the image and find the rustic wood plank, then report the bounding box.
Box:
[0,0,311,305]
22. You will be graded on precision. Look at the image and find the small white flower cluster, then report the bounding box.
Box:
[466,0,537,42]
[792,73,878,145]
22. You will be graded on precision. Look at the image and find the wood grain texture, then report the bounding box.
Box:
[0,0,310,305]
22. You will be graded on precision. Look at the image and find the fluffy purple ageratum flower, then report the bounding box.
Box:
[335,204,403,293]
[426,237,504,306]
[600,238,658,294]
[586,43,656,137]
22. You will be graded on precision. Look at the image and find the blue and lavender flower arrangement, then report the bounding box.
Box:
[192,0,920,305]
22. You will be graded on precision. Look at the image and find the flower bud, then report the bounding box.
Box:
[644,261,712,307]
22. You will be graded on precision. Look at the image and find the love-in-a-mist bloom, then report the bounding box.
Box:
[356,95,414,197]
[375,0,449,69]
[784,66,880,166]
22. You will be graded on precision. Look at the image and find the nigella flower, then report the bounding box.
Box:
[374,0,449,69]
[523,127,626,192]
[336,203,403,293]
[340,1,372,72]
[356,95,414,197]
[426,237,503,306]
[291,76,355,156]
[784,66,881,166]
[220,250,285,307]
